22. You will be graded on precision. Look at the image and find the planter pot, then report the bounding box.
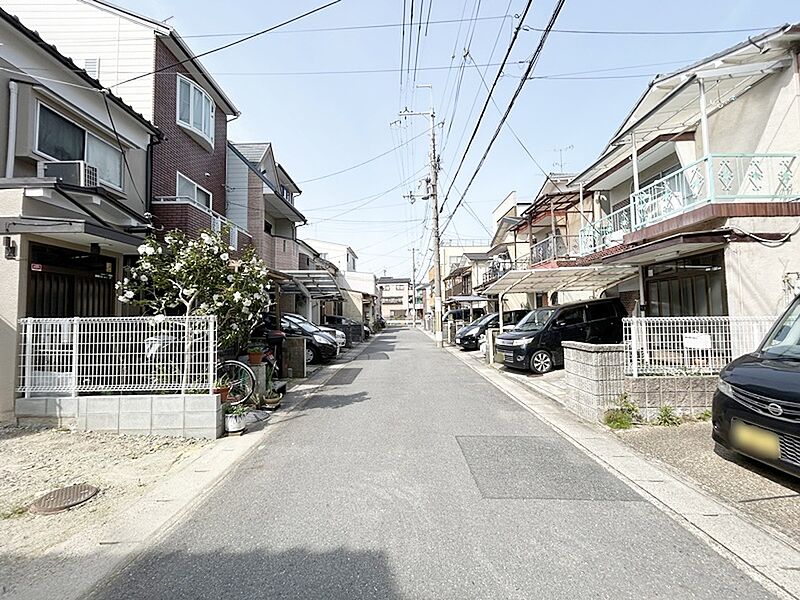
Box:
[263,392,283,411]
[248,352,264,365]
[224,413,247,433]
[214,387,230,404]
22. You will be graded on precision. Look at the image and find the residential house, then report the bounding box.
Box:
[6,0,245,247]
[0,8,160,420]
[303,239,378,328]
[377,276,412,320]
[566,25,800,318]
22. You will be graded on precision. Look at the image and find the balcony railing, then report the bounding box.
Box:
[531,235,581,264]
[578,205,632,256]
[481,259,531,285]
[579,153,799,256]
[153,196,249,249]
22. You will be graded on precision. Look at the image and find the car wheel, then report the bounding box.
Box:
[306,347,319,364]
[529,350,552,374]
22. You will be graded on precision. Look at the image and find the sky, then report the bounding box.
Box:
[112,0,798,278]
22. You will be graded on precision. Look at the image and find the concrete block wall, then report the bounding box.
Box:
[624,375,717,421]
[16,393,222,438]
[562,342,626,422]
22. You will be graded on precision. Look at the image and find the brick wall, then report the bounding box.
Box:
[153,203,212,239]
[273,237,299,272]
[151,39,228,217]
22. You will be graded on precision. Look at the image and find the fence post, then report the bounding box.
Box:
[630,317,639,378]
[22,318,32,399]
[208,316,216,394]
[70,316,80,396]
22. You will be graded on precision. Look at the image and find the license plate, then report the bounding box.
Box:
[731,421,780,460]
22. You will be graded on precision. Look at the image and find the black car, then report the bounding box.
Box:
[495,297,626,374]
[455,309,531,351]
[259,314,338,364]
[713,295,800,478]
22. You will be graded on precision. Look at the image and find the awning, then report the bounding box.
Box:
[447,295,488,303]
[482,266,638,296]
[282,270,342,300]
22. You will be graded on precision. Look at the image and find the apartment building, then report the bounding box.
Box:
[378,276,412,320]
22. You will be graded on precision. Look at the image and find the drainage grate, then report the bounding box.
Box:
[30,483,99,515]
[326,368,362,386]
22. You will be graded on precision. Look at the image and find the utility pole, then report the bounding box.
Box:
[400,83,443,347]
[410,247,417,328]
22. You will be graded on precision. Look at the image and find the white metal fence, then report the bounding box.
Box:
[18,316,216,394]
[623,316,777,377]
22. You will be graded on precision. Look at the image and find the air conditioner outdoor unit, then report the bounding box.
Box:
[38,160,98,188]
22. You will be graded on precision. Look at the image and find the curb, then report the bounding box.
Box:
[432,332,800,600]
[4,335,382,600]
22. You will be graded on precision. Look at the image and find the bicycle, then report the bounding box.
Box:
[143,326,256,405]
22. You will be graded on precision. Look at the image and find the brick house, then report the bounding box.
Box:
[5,0,248,248]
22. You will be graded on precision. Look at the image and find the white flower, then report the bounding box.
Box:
[242,298,252,307]
[117,295,129,303]
[157,247,163,254]
[200,233,212,245]
[220,252,229,261]
[164,235,173,244]
[182,288,196,297]
[139,261,150,271]
[200,303,208,311]
[123,277,129,285]
[153,314,166,324]
[229,246,235,252]
[227,274,234,282]
[137,244,148,255]
[172,262,183,272]
[213,294,221,302]
[124,290,134,299]
[233,291,242,302]
[140,275,148,282]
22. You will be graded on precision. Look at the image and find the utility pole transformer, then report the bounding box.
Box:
[400,84,443,347]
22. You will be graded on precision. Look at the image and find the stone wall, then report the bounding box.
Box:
[16,394,222,439]
[624,375,717,421]
[562,342,626,422]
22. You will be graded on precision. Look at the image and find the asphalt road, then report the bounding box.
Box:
[85,328,775,599]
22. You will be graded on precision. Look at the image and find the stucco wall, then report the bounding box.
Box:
[723,216,800,316]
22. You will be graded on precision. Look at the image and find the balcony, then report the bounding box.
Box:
[530,235,581,265]
[578,153,800,256]
[480,259,531,286]
[152,196,249,249]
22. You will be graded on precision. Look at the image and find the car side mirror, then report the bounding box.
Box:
[554,320,567,328]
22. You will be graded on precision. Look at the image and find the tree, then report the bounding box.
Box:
[116,229,272,350]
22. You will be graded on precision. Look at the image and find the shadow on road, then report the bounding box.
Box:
[302,391,370,411]
[1,546,405,600]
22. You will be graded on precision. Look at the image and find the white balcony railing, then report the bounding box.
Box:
[531,235,581,264]
[578,205,632,256]
[579,153,799,256]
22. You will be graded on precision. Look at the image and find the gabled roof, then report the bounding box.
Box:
[227,142,306,224]
[277,163,302,195]
[0,7,159,136]
[235,142,272,163]
[79,0,239,116]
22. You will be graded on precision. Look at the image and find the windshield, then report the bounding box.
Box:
[515,308,555,332]
[476,313,498,327]
[760,297,800,359]
[284,316,319,334]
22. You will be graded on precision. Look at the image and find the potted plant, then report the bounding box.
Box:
[247,345,265,366]
[223,402,249,433]
[214,374,231,404]
[252,391,283,411]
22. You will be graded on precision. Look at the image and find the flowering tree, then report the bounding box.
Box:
[116,229,272,350]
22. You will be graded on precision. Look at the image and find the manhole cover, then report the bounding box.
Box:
[30,483,99,515]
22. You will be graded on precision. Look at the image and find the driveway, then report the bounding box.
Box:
[84,328,776,599]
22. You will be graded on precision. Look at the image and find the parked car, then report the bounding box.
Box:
[442,307,486,324]
[259,314,338,364]
[285,313,347,348]
[323,314,370,340]
[455,310,530,351]
[495,298,626,374]
[713,294,800,478]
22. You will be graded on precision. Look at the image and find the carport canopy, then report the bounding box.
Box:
[447,295,487,303]
[482,265,638,295]
[283,270,343,299]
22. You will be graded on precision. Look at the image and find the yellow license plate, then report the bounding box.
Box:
[731,421,780,460]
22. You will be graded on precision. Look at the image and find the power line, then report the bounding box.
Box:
[298,127,430,183]
[114,0,343,87]
[443,0,568,232]
[439,0,534,215]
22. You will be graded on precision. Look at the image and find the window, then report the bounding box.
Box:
[586,302,617,321]
[557,307,585,326]
[36,104,123,189]
[176,75,215,146]
[395,284,405,290]
[264,220,272,234]
[176,172,212,208]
